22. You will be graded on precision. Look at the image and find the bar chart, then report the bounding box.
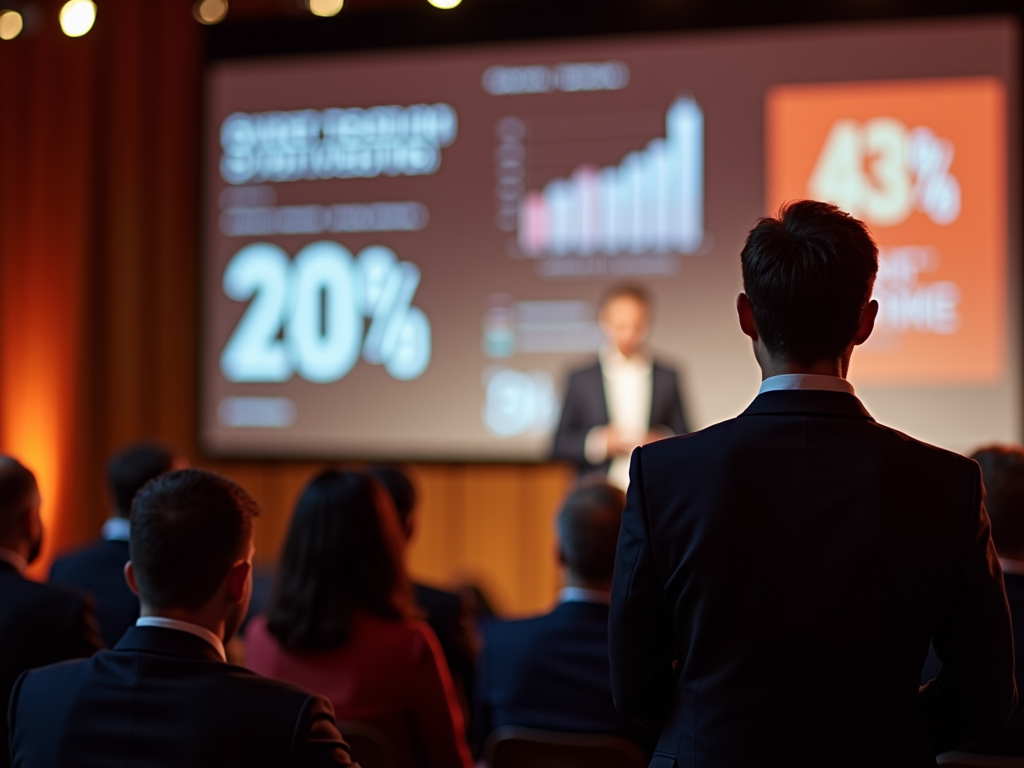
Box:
[517,96,704,257]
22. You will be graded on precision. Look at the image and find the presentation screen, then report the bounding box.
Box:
[201,18,1019,460]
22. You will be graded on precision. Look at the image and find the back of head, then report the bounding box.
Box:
[741,200,878,366]
[130,468,258,612]
[366,464,417,529]
[267,469,411,651]
[107,442,177,519]
[0,456,38,542]
[972,445,1024,559]
[557,481,626,583]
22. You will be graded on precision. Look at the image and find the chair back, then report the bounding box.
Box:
[337,721,396,768]
[484,725,647,768]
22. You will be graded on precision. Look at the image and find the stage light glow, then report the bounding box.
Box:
[0,10,24,40]
[193,0,228,25]
[309,0,343,17]
[59,0,96,37]
[427,0,462,7]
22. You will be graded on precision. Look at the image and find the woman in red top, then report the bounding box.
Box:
[246,470,473,768]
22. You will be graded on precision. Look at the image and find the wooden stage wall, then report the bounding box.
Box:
[0,0,574,618]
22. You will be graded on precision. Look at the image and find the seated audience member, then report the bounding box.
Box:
[8,469,353,768]
[50,442,179,647]
[475,482,657,754]
[368,465,478,715]
[0,457,102,768]
[953,444,1024,756]
[246,470,474,768]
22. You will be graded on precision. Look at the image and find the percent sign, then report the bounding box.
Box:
[358,245,432,380]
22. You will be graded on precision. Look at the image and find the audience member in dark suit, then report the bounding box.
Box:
[246,469,473,768]
[368,464,479,722]
[50,442,180,647]
[8,468,354,768]
[0,457,102,768]
[476,481,657,755]
[609,201,1016,766]
[936,445,1024,757]
[552,285,688,489]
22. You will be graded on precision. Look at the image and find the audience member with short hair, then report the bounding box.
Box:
[476,481,657,754]
[368,464,479,722]
[50,442,180,647]
[609,200,1016,764]
[0,457,102,768]
[8,468,353,768]
[246,469,474,768]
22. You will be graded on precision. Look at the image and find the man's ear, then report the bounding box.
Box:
[737,293,759,341]
[557,544,567,568]
[124,561,140,596]
[224,560,252,605]
[852,299,879,347]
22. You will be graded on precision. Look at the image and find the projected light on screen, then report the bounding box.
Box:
[517,97,703,257]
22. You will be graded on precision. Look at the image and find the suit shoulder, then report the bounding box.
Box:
[652,360,680,378]
[865,420,979,475]
[8,572,89,609]
[566,360,602,381]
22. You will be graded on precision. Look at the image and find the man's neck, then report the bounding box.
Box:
[758,357,847,380]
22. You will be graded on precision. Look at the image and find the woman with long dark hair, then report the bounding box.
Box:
[245,469,473,768]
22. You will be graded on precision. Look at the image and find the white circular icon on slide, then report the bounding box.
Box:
[482,366,558,437]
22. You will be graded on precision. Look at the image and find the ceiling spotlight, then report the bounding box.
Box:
[59,0,96,37]
[193,0,228,25]
[427,0,462,7]
[0,9,23,40]
[308,0,343,17]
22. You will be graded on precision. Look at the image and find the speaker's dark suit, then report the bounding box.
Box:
[50,537,138,648]
[476,600,657,754]
[8,625,354,768]
[610,389,1016,768]
[0,559,102,768]
[552,360,688,474]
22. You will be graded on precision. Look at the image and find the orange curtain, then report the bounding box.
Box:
[0,0,201,577]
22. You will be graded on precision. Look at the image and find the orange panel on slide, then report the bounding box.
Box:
[766,78,1006,385]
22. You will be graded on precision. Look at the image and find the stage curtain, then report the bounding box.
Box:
[0,0,568,614]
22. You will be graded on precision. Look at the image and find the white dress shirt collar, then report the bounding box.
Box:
[135,616,227,662]
[559,586,612,605]
[102,517,131,542]
[599,345,652,372]
[0,546,27,576]
[758,373,855,396]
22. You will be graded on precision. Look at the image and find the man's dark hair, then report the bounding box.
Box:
[600,284,651,313]
[557,481,626,582]
[0,457,37,538]
[107,442,176,518]
[130,469,258,612]
[741,200,878,366]
[972,445,1024,557]
[367,465,417,528]
[267,470,411,651]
